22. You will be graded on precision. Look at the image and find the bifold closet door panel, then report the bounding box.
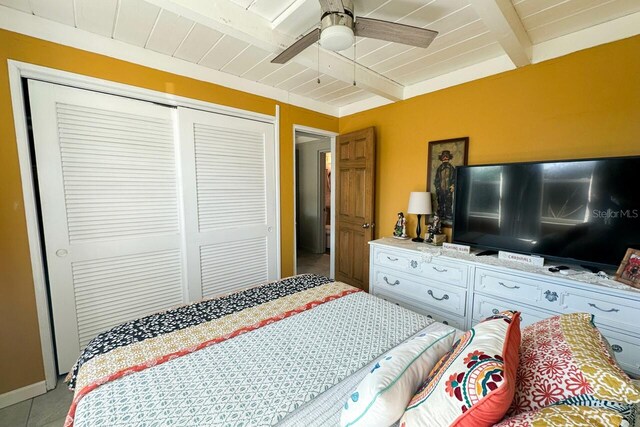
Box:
[28,80,186,373]
[178,107,278,300]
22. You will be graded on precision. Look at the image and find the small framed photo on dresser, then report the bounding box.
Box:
[615,248,640,289]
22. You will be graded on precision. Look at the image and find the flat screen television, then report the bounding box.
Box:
[452,156,640,269]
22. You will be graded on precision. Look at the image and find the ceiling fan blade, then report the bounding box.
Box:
[318,0,344,13]
[271,28,321,64]
[355,17,438,48]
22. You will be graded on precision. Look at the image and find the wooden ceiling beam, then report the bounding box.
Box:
[146,0,404,101]
[467,0,532,67]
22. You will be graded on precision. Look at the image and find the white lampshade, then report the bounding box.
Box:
[320,25,355,51]
[407,192,432,215]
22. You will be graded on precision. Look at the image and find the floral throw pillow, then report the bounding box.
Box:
[400,311,521,427]
[495,405,630,427]
[510,313,640,417]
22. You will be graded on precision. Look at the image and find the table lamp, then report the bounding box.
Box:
[407,192,432,242]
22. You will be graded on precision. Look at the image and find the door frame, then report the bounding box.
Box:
[318,149,330,253]
[8,60,278,392]
[292,125,338,278]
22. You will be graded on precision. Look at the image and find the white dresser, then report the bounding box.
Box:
[369,238,640,376]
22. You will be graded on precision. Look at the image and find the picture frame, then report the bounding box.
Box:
[426,137,469,228]
[615,248,640,289]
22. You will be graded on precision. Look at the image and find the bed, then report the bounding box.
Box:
[64,274,460,427]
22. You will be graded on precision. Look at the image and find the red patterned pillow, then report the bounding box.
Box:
[510,313,640,416]
[400,311,521,427]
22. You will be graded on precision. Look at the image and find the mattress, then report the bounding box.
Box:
[67,274,457,427]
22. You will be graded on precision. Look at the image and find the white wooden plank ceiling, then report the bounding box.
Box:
[513,0,640,43]
[1,0,639,114]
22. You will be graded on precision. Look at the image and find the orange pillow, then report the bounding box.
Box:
[400,311,521,427]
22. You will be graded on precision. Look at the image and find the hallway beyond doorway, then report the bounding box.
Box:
[296,249,330,277]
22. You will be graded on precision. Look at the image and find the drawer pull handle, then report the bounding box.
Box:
[383,276,400,286]
[411,260,418,268]
[432,266,448,273]
[386,256,398,261]
[498,281,520,289]
[443,321,449,325]
[427,289,449,301]
[588,303,620,313]
[611,344,623,353]
[492,308,499,315]
[544,290,558,302]
[427,315,433,319]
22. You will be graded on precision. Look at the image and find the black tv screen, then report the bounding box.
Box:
[453,157,640,269]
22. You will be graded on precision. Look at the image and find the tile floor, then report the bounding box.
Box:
[296,249,330,277]
[0,376,72,427]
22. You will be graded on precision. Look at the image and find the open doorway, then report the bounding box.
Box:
[294,129,335,278]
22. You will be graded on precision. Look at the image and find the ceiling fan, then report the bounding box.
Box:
[272,0,438,64]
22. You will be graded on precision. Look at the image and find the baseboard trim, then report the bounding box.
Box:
[0,381,47,409]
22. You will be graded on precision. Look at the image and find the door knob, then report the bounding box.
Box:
[362,223,370,228]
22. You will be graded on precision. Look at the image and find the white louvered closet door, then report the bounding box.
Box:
[178,108,278,300]
[28,81,186,373]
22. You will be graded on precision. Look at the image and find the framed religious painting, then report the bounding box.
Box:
[426,137,469,228]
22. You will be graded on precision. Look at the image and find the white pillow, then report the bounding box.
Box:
[340,327,456,427]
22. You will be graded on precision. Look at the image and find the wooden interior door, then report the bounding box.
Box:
[335,127,376,291]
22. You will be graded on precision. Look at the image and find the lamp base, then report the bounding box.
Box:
[413,214,424,242]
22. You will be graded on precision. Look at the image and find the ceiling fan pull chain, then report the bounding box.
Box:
[317,41,321,84]
[353,35,356,86]
[353,2,356,87]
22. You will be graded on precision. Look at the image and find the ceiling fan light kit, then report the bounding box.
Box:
[320,14,355,51]
[320,26,354,51]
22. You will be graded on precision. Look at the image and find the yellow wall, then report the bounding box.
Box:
[340,35,640,242]
[0,29,337,394]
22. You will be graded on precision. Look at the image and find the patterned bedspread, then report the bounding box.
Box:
[68,274,434,426]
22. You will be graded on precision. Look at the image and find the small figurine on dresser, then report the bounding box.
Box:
[427,215,442,242]
[393,212,408,239]
[426,215,446,245]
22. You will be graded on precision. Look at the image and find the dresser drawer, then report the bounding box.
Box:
[373,268,467,317]
[472,293,553,328]
[474,268,564,310]
[372,246,469,288]
[375,291,466,330]
[373,247,423,275]
[562,291,639,332]
[420,308,466,331]
[599,328,640,376]
[421,258,469,288]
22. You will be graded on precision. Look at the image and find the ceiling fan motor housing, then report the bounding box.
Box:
[320,0,355,51]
